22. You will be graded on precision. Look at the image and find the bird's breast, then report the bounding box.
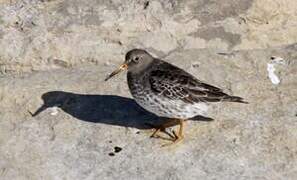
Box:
[127,73,208,118]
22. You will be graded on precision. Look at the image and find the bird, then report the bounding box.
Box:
[105,49,247,145]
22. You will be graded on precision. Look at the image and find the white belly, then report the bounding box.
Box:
[134,94,209,119]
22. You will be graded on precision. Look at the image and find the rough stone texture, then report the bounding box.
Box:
[1,46,297,180]
[0,0,297,180]
[1,0,297,74]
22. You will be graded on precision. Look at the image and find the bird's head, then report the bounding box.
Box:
[105,49,154,81]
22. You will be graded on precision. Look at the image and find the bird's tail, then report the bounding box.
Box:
[223,96,248,104]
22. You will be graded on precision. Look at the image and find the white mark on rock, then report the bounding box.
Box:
[267,63,280,85]
[49,107,59,116]
[267,56,286,85]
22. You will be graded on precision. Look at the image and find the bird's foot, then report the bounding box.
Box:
[146,119,185,146]
[146,122,176,140]
[150,126,176,141]
[161,130,184,147]
[150,126,163,138]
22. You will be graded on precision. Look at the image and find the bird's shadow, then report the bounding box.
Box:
[31,91,213,129]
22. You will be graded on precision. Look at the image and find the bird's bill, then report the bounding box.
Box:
[104,63,128,81]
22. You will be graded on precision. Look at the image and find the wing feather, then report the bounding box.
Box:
[149,61,233,103]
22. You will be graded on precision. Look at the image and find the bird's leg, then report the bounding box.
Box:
[149,119,179,140]
[172,119,185,143]
[162,119,185,147]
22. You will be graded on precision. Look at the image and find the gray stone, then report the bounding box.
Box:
[0,0,297,74]
[0,0,297,179]
[1,46,297,179]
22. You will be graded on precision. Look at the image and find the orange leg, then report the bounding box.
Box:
[162,119,185,146]
[149,119,179,140]
[172,119,185,143]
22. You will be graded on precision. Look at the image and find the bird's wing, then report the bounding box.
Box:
[149,61,236,104]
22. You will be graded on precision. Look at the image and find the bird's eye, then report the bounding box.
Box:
[134,57,139,62]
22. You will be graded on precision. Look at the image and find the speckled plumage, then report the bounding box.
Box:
[125,49,246,119]
[105,49,247,143]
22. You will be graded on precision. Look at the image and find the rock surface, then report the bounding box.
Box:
[1,0,297,74]
[0,0,297,180]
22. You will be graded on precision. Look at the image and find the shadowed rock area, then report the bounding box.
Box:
[0,0,297,180]
[31,91,158,129]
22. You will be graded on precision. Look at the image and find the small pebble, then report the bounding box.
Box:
[108,152,115,156]
[114,146,122,153]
